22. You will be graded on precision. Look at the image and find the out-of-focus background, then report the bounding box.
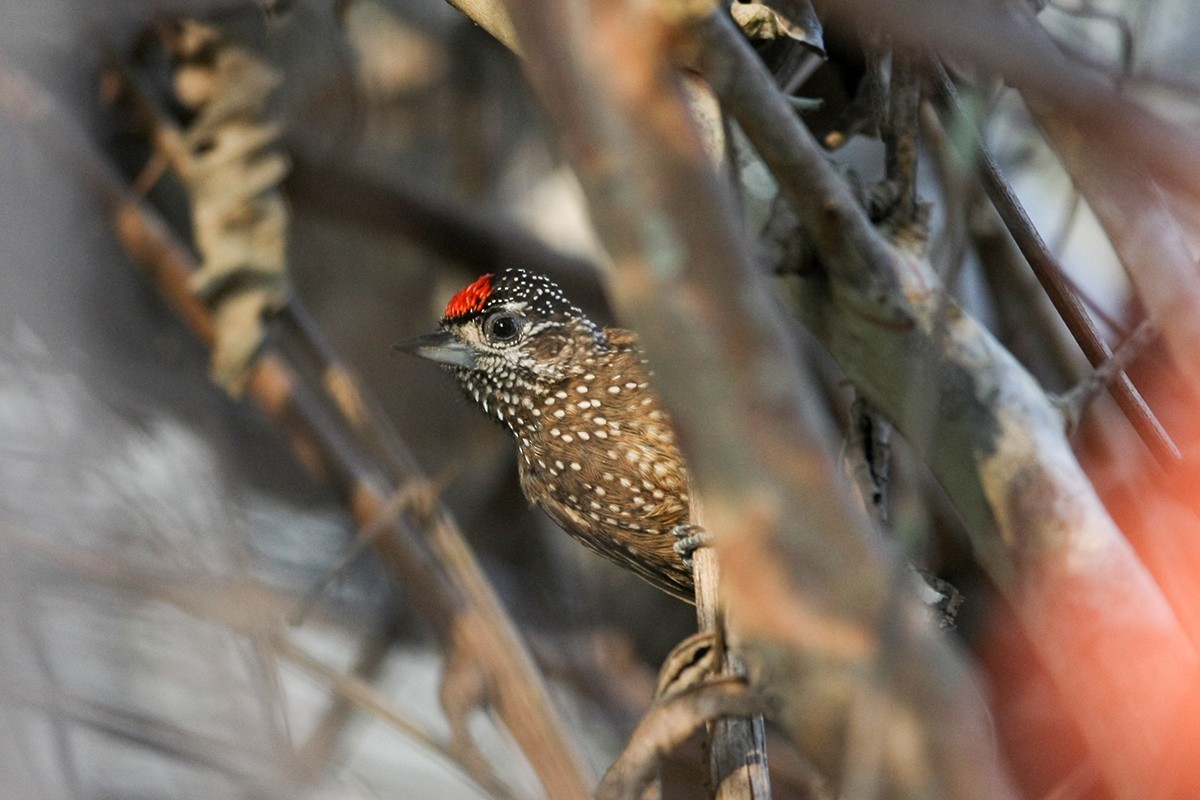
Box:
[3,0,1200,798]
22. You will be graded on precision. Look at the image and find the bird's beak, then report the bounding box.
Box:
[393,330,479,370]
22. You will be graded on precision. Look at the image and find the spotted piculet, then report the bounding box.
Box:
[396,269,695,602]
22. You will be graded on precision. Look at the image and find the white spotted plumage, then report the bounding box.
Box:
[432,269,695,600]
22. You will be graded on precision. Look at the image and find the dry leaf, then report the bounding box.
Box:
[163,21,290,396]
[732,0,825,55]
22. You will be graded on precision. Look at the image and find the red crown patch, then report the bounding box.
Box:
[443,273,493,320]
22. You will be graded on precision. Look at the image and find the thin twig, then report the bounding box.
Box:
[289,476,446,626]
[294,624,396,778]
[596,680,764,800]
[691,548,773,799]
[802,0,1200,212]
[125,215,594,799]
[1057,318,1158,435]
[493,0,1018,796]
[885,49,921,223]
[688,10,1199,800]
[931,67,1179,467]
[99,54,593,799]
[275,634,518,800]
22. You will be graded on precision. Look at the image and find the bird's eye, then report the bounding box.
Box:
[485,312,522,343]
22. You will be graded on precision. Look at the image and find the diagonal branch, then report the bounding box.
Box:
[693,9,1200,800]
[2,51,595,798]
[930,68,1179,467]
[596,680,765,800]
[497,0,1015,797]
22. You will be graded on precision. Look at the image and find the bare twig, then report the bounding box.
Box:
[692,10,1200,800]
[295,625,395,777]
[95,53,594,798]
[596,681,765,800]
[494,0,1014,797]
[99,79,596,800]
[275,634,518,800]
[930,68,1179,466]
[123,207,594,800]
[290,476,447,625]
[1057,319,1158,435]
[884,50,921,224]
[1027,83,1200,417]
[804,0,1200,212]
[692,549,772,799]
[655,629,723,701]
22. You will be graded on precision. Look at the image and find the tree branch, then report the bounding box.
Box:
[496,0,1014,797]
[930,68,1179,467]
[39,50,596,797]
[693,10,1200,800]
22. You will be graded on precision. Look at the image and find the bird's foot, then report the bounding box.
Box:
[671,523,712,569]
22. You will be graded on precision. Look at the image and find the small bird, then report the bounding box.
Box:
[395,269,698,602]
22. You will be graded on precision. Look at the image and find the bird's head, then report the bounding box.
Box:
[395,269,605,415]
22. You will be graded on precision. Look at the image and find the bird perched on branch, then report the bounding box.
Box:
[395,269,700,602]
